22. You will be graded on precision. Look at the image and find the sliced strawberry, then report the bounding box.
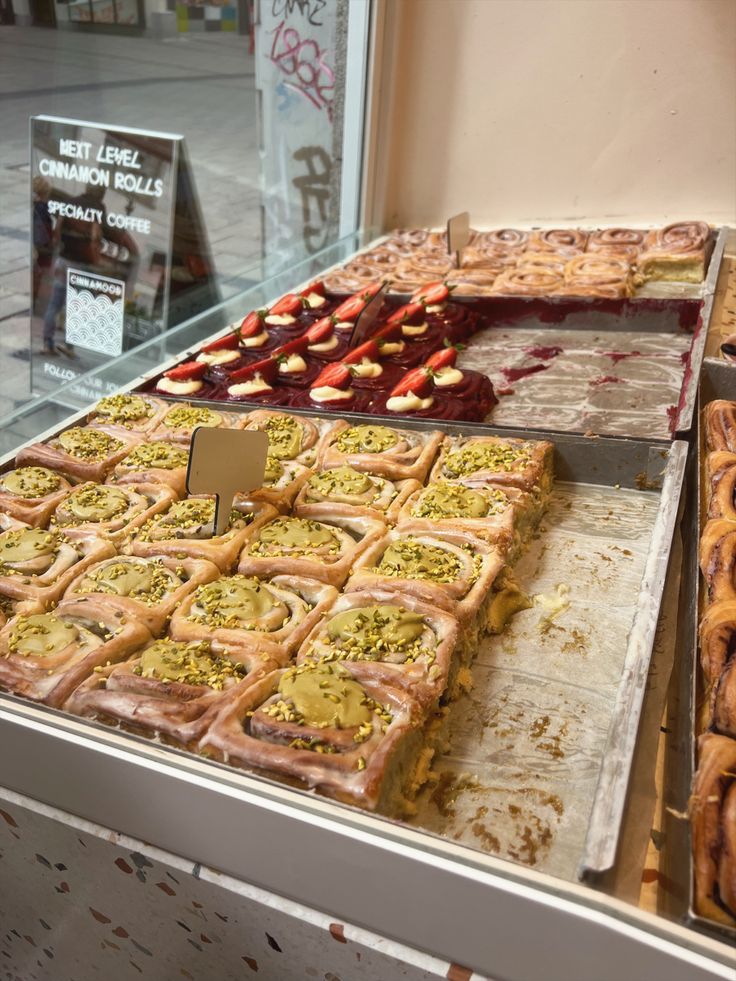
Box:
[274,336,310,359]
[164,361,207,382]
[374,321,403,344]
[344,339,380,364]
[332,294,367,322]
[312,363,353,391]
[228,356,280,384]
[425,347,458,371]
[411,281,450,305]
[361,282,385,299]
[387,301,425,327]
[388,367,433,399]
[200,332,240,353]
[300,281,326,300]
[239,310,267,338]
[269,293,303,317]
[306,316,336,344]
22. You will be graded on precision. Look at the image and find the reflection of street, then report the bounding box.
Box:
[0,26,259,416]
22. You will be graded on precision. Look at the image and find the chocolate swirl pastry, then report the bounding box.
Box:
[704,401,736,454]
[431,435,554,496]
[705,452,736,521]
[124,497,277,572]
[319,421,444,483]
[200,660,427,813]
[296,590,459,708]
[170,573,336,662]
[586,228,645,259]
[238,513,386,588]
[111,441,190,497]
[293,466,421,523]
[51,481,176,545]
[699,519,736,605]
[64,554,220,636]
[151,404,243,445]
[0,524,115,608]
[636,221,710,284]
[0,466,73,527]
[0,597,151,708]
[691,733,736,924]
[489,266,563,296]
[526,228,589,255]
[558,253,633,299]
[16,426,140,484]
[243,410,327,467]
[346,528,504,625]
[87,394,168,433]
[67,637,273,748]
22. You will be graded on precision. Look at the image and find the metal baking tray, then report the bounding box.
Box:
[662,357,736,944]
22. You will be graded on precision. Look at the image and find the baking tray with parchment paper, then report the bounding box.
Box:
[0,383,686,889]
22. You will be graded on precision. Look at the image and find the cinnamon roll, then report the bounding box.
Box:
[64,554,220,636]
[295,589,459,708]
[293,466,420,523]
[586,228,645,259]
[169,573,336,662]
[124,497,277,572]
[704,401,736,454]
[560,253,633,299]
[471,229,529,252]
[67,636,276,748]
[319,422,444,483]
[199,660,428,814]
[396,253,454,283]
[698,600,736,687]
[431,436,554,496]
[0,524,115,608]
[711,658,736,740]
[110,441,190,497]
[346,528,504,628]
[705,452,736,521]
[249,457,312,513]
[489,267,563,297]
[0,597,151,708]
[238,513,386,588]
[691,733,736,924]
[16,426,141,484]
[636,221,711,284]
[515,251,567,276]
[151,404,243,445]
[242,410,329,468]
[51,481,176,546]
[526,229,588,255]
[0,467,73,527]
[87,394,168,434]
[700,519,736,605]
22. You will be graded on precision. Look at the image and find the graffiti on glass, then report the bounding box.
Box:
[292,145,331,254]
[271,0,326,27]
[268,19,334,117]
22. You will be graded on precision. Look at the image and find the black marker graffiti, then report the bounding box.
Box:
[271,0,326,28]
[292,145,331,254]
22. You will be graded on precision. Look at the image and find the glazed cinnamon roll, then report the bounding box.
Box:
[87,394,168,434]
[16,426,141,484]
[151,404,243,445]
[515,251,567,276]
[0,467,73,527]
[700,519,736,605]
[489,267,563,297]
[51,481,176,546]
[396,252,454,283]
[242,410,329,468]
[0,597,151,708]
[293,467,420,523]
[295,589,459,708]
[711,659,736,739]
[637,221,711,284]
[526,228,588,255]
[0,524,115,608]
[249,457,312,513]
[699,600,736,687]
[199,660,428,814]
[238,513,386,588]
[691,733,736,924]
[431,436,554,496]
[169,573,336,662]
[110,441,190,497]
[560,253,633,299]
[64,554,220,636]
[446,268,501,296]
[67,636,276,748]
[705,452,736,521]
[124,497,277,572]
[471,229,529,251]
[319,422,444,483]
[586,228,645,259]
[703,401,736,454]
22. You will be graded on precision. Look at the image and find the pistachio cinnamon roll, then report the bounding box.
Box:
[170,573,336,662]
[293,466,420,523]
[296,590,459,708]
[87,394,168,434]
[200,660,427,814]
[16,426,140,484]
[64,554,220,636]
[151,404,243,445]
[124,497,277,572]
[67,636,274,748]
[111,441,190,497]
[51,481,176,545]
[431,435,554,496]
[0,596,151,708]
[319,421,444,483]
[691,733,736,924]
[250,456,312,513]
[0,466,72,527]
[242,409,329,467]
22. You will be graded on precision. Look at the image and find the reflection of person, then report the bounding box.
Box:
[32,176,54,304]
[41,184,139,356]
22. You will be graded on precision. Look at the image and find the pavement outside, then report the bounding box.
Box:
[0,24,261,424]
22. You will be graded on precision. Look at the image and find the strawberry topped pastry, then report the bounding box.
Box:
[330,282,385,334]
[342,339,404,393]
[410,281,480,344]
[374,302,447,368]
[304,315,352,363]
[154,361,217,400]
[298,280,334,320]
[195,311,280,381]
[261,293,308,343]
[423,346,496,421]
[217,356,292,406]
[272,336,322,390]
[290,362,373,414]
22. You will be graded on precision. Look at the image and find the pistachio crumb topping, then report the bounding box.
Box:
[96,394,152,424]
[316,605,432,665]
[412,481,508,519]
[188,575,286,629]
[122,442,188,471]
[8,613,80,657]
[248,517,339,558]
[375,539,462,584]
[76,558,177,604]
[335,424,398,455]
[136,498,247,541]
[306,466,380,502]
[261,414,303,460]
[0,466,61,499]
[59,484,130,524]
[0,527,64,576]
[443,441,532,478]
[57,427,123,461]
[134,638,246,689]
[163,406,222,430]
